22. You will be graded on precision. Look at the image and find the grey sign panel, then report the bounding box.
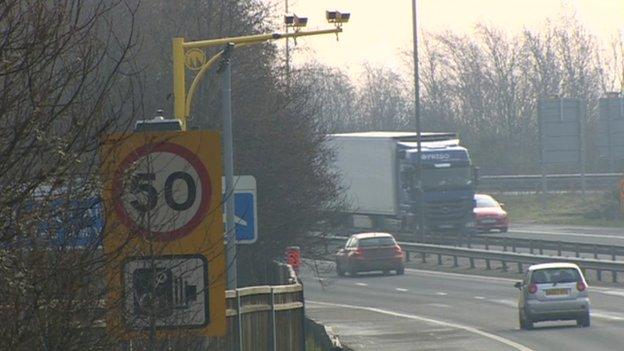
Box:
[123,255,209,331]
[597,97,624,161]
[538,98,583,165]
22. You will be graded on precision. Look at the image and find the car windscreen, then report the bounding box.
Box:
[530,268,581,284]
[475,195,499,208]
[358,237,396,247]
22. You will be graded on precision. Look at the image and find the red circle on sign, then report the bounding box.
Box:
[112,142,211,241]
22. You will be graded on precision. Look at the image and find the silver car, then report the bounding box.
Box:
[515,262,590,329]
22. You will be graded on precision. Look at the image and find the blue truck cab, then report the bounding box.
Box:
[398,137,476,233]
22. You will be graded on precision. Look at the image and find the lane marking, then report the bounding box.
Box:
[490,299,517,308]
[428,303,451,308]
[474,296,485,300]
[308,300,536,351]
[510,229,624,241]
[595,289,624,297]
[406,268,518,283]
[355,282,368,287]
[436,292,448,296]
[592,310,624,321]
[396,288,408,292]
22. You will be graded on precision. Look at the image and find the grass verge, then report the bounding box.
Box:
[490,192,624,227]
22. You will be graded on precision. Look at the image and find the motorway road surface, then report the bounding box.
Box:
[302,263,624,350]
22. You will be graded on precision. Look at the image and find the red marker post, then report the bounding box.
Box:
[285,246,301,274]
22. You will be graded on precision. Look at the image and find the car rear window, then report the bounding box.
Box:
[530,268,581,284]
[475,195,499,208]
[358,237,396,247]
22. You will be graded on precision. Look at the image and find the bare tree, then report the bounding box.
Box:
[291,63,359,133]
[0,1,138,350]
[355,64,412,131]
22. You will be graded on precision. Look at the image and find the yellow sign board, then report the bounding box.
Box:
[100,130,225,338]
[184,48,206,71]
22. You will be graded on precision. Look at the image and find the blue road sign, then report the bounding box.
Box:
[234,192,256,243]
[38,197,104,248]
[222,175,258,244]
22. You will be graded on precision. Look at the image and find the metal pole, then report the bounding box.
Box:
[538,100,547,210]
[412,0,424,240]
[172,38,187,129]
[579,99,587,197]
[285,0,290,81]
[220,43,238,290]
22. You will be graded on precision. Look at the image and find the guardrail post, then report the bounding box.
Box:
[485,258,491,270]
[453,255,458,267]
[270,287,277,351]
[512,239,516,253]
[612,247,617,261]
[529,240,534,254]
[557,241,562,256]
[503,237,508,252]
[485,237,489,251]
[594,245,598,260]
[405,250,411,262]
[517,262,523,273]
[501,260,508,272]
[421,252,427,263]
[237,289,243,351]
[539,245,543,255]
[575,243,580,258]
[469,257,475,269]
[597,269,602,282]
[437,253,442,265]
[613,271,618,283]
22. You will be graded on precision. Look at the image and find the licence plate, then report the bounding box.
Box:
[481,219,496,224]
[545,288,570,296]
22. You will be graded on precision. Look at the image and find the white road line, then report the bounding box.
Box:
[428,303,451,308]
[436,292,448,296]
[510,229,624,240]
[474,296,485,300]
[406,268,518,283]
[592,310,624,321]
[396,288,408,292]
[355,282,368,287]
[490,299,517,307]
[307,300,536,351]
[594,288,624,297]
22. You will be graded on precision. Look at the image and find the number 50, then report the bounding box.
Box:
[130,172,196,212]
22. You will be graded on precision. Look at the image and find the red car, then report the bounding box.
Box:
[474,194,509,233]
[335,232,405,276]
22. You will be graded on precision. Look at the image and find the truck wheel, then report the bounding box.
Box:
[336,262,345,277]
[349,266,358,277]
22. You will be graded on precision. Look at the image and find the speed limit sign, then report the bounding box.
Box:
[112,142,211,241]
[101,131,225,337]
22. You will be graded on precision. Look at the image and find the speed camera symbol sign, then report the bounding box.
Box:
[113,142,212,241]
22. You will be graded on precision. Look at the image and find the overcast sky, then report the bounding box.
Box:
[265,0,624,79]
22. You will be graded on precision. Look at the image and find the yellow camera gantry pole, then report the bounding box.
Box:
[171,12,348,294]
[172,25,345,130]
